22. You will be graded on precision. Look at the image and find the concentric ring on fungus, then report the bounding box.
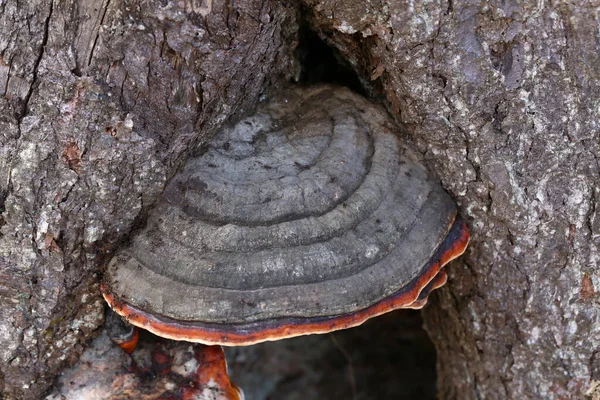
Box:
[102,85,470,346]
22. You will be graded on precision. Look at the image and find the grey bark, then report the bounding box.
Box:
[1,0,599,399]
[0,1,297,398]
[302,0,600,398]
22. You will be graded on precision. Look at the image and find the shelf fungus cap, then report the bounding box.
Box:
[102,85,470,346]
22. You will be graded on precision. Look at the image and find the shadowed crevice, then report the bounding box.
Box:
[295,18,364,94]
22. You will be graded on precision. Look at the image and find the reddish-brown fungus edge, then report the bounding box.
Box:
[404,268,449,310]
[101,218,470,346]
[112,327,139,354]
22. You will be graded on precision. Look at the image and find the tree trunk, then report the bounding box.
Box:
[1,0,599,399]
[302,0,600,398]
[0,1,297,398]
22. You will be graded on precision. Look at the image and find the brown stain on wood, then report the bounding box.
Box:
[580,272,596,300]
[63,141,83,174]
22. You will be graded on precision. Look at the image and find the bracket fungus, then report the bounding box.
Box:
[102,85,469,350]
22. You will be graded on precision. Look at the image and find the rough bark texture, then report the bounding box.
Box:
[302,0,600,399]
[0,1,297,398]
[2,0,599,399]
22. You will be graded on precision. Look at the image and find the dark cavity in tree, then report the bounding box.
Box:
[295,20,364,94]
[293,24,440,393]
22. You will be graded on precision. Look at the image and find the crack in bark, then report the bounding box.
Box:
[586,187,597,241]
[87,0,110,68]
[2,57,11,95]
[18,0,53,122]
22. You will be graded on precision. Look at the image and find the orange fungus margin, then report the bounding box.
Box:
[102,218,470,346]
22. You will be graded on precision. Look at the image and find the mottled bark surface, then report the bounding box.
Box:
[302,0,600,399]
[2,0,599,399]
[0,1,297,398]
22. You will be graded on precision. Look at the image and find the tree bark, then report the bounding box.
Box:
[2,0,599,399]
[302,0,600,398]
[0,1,297,398]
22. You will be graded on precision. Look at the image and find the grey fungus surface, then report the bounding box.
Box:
[103,85,468,343]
